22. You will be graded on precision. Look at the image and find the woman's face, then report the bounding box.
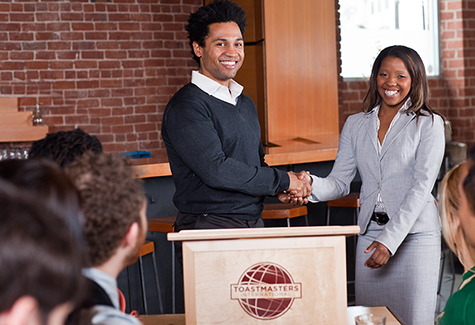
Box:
[376,56,412,111]
[458,161,475,247]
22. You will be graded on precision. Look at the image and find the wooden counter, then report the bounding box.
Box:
[130,134,339,178]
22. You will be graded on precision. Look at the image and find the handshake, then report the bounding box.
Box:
[276,171,313,205]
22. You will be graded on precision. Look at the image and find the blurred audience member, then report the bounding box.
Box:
[65,152,146,325]
[0,159,85,256]
[459,145,475,248]
[0,181,84,325]
[439,163,475,270]
[437,159,475,325]
[29,128,102,167]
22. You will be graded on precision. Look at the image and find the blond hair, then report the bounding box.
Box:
[439,163,475,269]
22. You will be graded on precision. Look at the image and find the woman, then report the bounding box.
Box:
[301,45,445,324]
[437,163,475,325]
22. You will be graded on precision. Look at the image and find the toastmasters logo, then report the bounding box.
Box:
[230,262,302,320]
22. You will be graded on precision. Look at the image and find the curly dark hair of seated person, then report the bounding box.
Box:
[64,152,145,267]
[186,0,247,65]
[0,180,85,320]
[29,128,103,168]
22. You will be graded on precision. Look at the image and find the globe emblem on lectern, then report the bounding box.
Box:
[230,262,302,320]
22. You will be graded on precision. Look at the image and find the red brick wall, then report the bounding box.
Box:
[2,0,474,154]
[339,0,475,147]
[0,0,201,156]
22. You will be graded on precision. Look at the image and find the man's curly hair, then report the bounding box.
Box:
[65,152,145,267]
[186,0,247,65]
[29,128,103,168]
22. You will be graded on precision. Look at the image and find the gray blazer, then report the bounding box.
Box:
[309,104,445,254]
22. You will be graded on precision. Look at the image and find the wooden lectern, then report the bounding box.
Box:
[168,225,359,325]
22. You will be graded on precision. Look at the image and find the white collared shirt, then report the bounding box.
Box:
[191,70,243,106]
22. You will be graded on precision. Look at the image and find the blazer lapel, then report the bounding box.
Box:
[364,111,379,155]
[380,112,416,158]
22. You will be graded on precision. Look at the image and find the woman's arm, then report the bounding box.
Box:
[307,115,360,202]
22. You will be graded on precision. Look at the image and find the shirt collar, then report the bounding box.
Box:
[191,70,243,105]
[83,267,120,310]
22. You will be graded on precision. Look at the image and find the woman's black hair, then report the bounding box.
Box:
[362,45,436,118]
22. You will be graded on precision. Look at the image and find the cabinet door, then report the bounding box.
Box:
[204,0,267,142]
[264,0,339,143]
[203,0,339,152]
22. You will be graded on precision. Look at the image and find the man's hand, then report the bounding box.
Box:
[282,171,312,205]
[287,171,312,197]
[276,190,309,205]
[364,241,390,269]
[276,191,291,204]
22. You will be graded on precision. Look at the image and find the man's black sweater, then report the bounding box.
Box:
[162,83,290,220]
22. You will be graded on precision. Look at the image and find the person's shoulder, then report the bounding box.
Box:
[462,273,475,296]
[431,112,445,125]
[446,275,475,306]
[344,111,367,128]
[348,111,366,121]
[165,83,208,115]
[170,83,205,102]
[456,276,475,321]
[237,93,256,109]
[415,111,445,132]
[238,92,253,102]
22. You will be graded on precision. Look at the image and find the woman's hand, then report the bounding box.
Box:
[364,241,390,269]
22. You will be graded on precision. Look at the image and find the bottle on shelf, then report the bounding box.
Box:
[32,103,44,126]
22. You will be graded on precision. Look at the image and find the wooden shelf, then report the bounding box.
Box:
[264,133,339,166]
[0,111,32,126]
[0,126,50,142]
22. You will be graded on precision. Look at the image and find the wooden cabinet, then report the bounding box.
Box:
[117,0,342,179]
[205,0,340,164]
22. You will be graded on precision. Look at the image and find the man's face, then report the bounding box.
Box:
[193,22,244,87]
[458,161,475,247]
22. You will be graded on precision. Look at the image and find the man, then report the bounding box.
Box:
[162,0,310,237]
[65,152,147,325]
[0,181,84,325]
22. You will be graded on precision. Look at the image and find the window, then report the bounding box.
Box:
[339,0,439,79]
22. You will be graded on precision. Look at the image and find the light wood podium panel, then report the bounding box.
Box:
[169,226,359,325]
